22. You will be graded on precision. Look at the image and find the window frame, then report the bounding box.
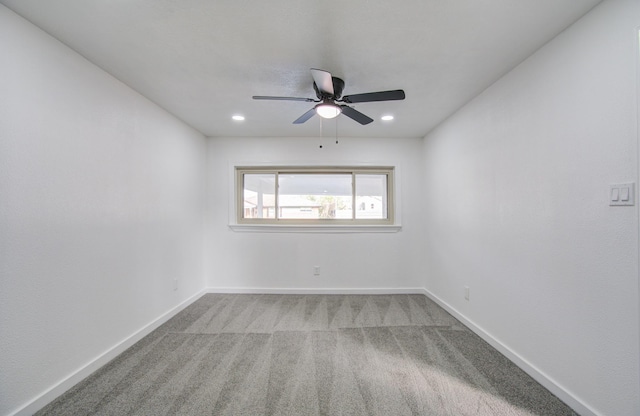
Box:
[235,166,395,227]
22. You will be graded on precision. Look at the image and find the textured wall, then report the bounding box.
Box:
[0,6,207,415]
[421,0,639,415]
[206,136,425,291]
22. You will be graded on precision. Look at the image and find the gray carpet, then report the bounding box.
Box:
[37,294,577,415]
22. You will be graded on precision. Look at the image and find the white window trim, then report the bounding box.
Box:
[227,162,402,233]
[228,224,401,233]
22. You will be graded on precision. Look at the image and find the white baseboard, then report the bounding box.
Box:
[11,289,205,416]
[206,287,427,295]
[422,289,601,416]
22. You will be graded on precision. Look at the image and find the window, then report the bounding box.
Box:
[236,167,394,225]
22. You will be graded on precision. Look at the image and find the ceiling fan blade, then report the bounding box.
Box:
[253,96,315,102]
[340,106,374,125]
[293,108,317,124]
[341,89,405,103]
[310,68,334,96]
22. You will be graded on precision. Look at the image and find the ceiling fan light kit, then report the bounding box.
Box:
[253,68,405,125]
[315,101,341,119]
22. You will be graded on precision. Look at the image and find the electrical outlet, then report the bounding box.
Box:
[464,286,470,301]
[313,266,320,276]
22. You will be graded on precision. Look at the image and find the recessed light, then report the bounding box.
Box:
[232,115,245,121]
[381,115,394,121]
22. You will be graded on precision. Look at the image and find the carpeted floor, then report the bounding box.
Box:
[37,294,577,415]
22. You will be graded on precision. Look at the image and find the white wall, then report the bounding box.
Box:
[206,136,425,291]
[0,6,207,415]
[421,0,639,415]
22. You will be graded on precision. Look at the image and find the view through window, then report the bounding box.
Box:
[237,167,394,224]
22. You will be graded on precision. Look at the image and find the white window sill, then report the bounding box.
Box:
[228,224,402,233]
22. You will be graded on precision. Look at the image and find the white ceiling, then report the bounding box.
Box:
[2,0,601,138]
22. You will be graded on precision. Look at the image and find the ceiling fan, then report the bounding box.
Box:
[253,68,405,125]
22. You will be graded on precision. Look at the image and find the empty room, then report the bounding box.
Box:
[1,0,639,415]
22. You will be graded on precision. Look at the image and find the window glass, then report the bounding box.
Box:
[278,174,352,219]
[242,173,276,219]
[236,167,394,225]
[355,174,387,219]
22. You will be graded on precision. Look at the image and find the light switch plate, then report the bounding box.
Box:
[610,183,635,206]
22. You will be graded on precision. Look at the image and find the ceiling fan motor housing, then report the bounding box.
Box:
[313,77,345,100]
